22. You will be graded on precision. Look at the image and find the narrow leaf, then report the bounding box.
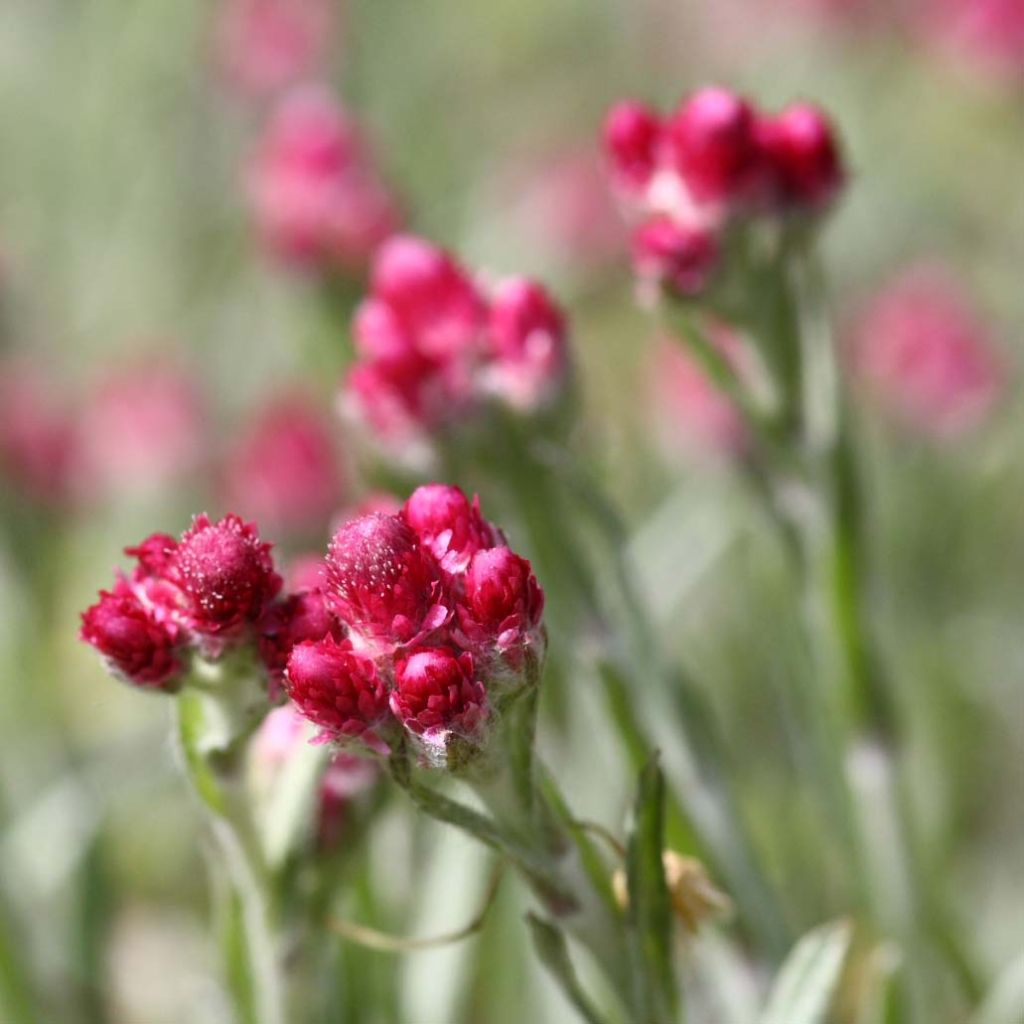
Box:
[624,755,677,1024]
[526,914,609,1024]
[761,919,852,1024]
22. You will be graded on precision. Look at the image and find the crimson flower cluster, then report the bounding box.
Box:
[342,235,569,447]
[604,87,845,297]
[284,484,545,765]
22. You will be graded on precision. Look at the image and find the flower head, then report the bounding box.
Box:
[391,647,488,746]
[172,513,283,639]
[757,103,844,212]
[324,512,448,648]
[402,484,498,574]
[604,101,663,192]
[80,578,184,689]
[248,86,401,273]
[258,588,344,689]
[632,216,720,298]
[285,635,390,746]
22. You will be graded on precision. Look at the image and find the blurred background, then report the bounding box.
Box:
[1,1,1022,1021]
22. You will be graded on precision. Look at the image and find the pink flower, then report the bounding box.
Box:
[483,278,569,410]
[604,101,663,192]
[923,0,1024,79]
[258,588,345,689]
[402,484,498,574]
[248,86,401,273]
[851,265,1003,438]
[0,361,79,507]
[632,216,720,297]
[171,514,283,640]
[369,235,486,361]
[390,647,487,743]
[324,512,449,647]
[78,361,205,501]
[217,0,333,97]
[285,635,391,745]
[224,393,344,537]
[80,578,184,689]
[756,103,845,212]
[665,87,761,207]
[652,336,749,460]
[457,547,544,657]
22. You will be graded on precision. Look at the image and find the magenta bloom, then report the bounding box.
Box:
[391,647,487,742]
[248,86,400,273]
[171,514,283,638]
[79,361,206,501]
[665,87,761,206]
[324,512,448,647]
[604,101,663,192]
[80,578,184,689]
[851,265,1003,438]
[217,0,332,97]
[458,547,545,656]
[286,635,390,744]
[258,588,344,687]
[632,216,720,297]
[923,0,1024,79]
[224,393,344,537]
[756,103,844,212]
[402,484,498,574]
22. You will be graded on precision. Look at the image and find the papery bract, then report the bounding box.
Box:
[402,484,497,574]
[258,588,345,688]
[459,546,544,656]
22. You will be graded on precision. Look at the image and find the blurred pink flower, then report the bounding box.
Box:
[652,331,749,461]
[247,86,401,274]
[0,360,80,507]
[78,361,206,501]
[921,0,1024,79]
[850,264,1003,438]
[224,392,345,537]
[217,0,334,96]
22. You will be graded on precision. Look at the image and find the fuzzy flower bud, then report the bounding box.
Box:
[604,101,663,192]
[285,635,390,746]
[757,103,844,212]
[171,513,283,640]
[665,87,760,206]
[458,546,544,656]
[391,647,487,744]
[369,235,486,360]
[484,278,569,410]
[632,216,719,297]
[258,588,344,688]
[402,484,498,574]
[80,579,184,689]
[248,87,400,273]
[224,394,344,537]
[324,512,448,647]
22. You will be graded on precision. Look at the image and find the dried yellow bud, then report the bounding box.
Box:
[612,851,732,935]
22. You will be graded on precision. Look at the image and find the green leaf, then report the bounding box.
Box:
[624,755,677,1024]
[526,914,610,1024]
[176,689,227,815]
[761,919,852,1024]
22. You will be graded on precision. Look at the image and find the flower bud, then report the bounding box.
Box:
[285,635,391,746]
[324,512,448,647]
[458,546,544,656]
[391,647,487,744]
[484,278,569,410]
[665,87,759,206]
[171,513,283,640]
[224,394,343,537]
[604,101,663,192]
[247,87,400,273]
[757,103,844,212]
[80,578,184,689]
[258,588,344,688]
[369,235,486,360]
[632,216,719,297]
[402,484,497,574]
